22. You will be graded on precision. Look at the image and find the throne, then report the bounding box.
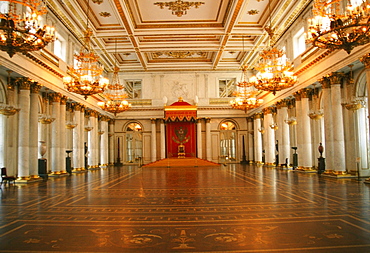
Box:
[178,144,185,158]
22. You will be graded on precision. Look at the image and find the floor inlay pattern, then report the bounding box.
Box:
[1,164,370,252]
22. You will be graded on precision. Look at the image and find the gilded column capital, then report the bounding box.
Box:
[293,91,302,101]
[72,102,81,112]
[151,118,156,124]
[247,117,254,122]
[328,72,345,85]
[30,82,42,94]
[50,93,62,103]
[60,96,68,105]
[100,115,110,121]
[360,53,370,68]
[7,79,15,91]
[109,119,115,124]
[16,77,31,90]
[66,103,73,112]
[318,76,331,89]
[254,112,263,119]
[85,109,91,118]
[276,99,289,109]
[287,99,295,109]
[196,118,202,123]
[300,88,311,99]
[205,117,211,123]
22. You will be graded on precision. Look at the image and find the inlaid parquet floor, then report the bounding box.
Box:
[1,164,370,252]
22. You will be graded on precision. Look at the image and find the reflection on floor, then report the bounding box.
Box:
[1,164,370,252]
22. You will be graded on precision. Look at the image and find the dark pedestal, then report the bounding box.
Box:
[318,157,325,174]
[66,157,72,174]
[38,158,48,179]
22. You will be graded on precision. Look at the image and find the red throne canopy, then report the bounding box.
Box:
[165,98,197,158]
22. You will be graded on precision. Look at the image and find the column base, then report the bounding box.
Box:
[264,162,275,166]
[295,166,316,173]
[49,171,70,177]
[322,170,357,178]
[72,168,88,173]
[16,176,43,184]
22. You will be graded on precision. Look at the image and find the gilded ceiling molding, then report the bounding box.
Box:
[154,51,207,59]
[113,0,147,70]
[154,1,205,17]
[273,0,311,45]
[92,0,103,4]
[247,10,259,15]
[99,12,111,17]
[294,48,334,76]
[213,0,245,69]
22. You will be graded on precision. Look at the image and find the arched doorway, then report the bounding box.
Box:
[124,122,143,163]
[219,120,237,163]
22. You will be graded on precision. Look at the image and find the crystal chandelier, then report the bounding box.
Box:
[306,0,370,54]
[98,66,131,115]
[230,66,263,112]
[249,0,297,95]
[249,47,297,95]
[63,0,108,99]
[0,0,55,57]
[98,39,131,116]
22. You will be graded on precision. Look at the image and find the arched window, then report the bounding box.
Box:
[219,120,237,162]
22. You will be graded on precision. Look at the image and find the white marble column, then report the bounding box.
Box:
[5,81,17,175]
[72,103,81,171]
[205,118,211,160]
[108,119,115,165]
[275,103,283,165]
[81,107,86,170]
[247,117,254,163]
[254,113,263,164]
[320,76,334,172]
[60,97,67,173]
[17,78,31,180]
[357,107,368,170]
[360,54,370,182]
[197,118,202,159]
[100,116,109,167]
[329,73,346,173]
[263,108,275,166]
[29,83,42,178]
[160,119,166,159]
[87,112,94,169]
[277,100,290,166]
[151,118,157,162]
[93,113,99,167]
[0,114,6,168]
[294,92,303,167]
[301,89,313,169]
[50,93,62,174]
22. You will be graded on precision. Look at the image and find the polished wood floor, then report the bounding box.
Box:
[1,163,370,252]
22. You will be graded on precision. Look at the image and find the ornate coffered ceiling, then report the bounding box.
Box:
[49,0,309,72]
